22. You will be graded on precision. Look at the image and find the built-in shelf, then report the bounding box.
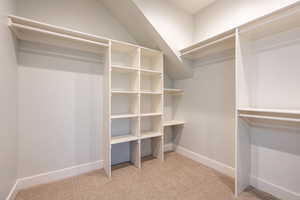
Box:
[111,114,139,119]
[180,29,235,61]
[8,15,109,54]
[140,113,163,117]
[164,88,183,95]
[140,132,163,139]
[111,135,139,145]
[140,91,162,95]
[163,120,185,127]
[111,65,138,73]
[111,90,139,94]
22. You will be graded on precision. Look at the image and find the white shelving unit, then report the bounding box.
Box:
[106,42,164,177]
[235,2,300,197]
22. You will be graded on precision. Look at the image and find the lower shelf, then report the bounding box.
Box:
[140,132,163,139]
[163,120,185,127]
[111,135,139,145]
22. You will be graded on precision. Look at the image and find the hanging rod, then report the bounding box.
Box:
[239,114,300,122]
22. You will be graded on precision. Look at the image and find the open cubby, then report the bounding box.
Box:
[140,115,163,139]
[111,93,138,116]
[111,141,140,168]
[141,73,162,93]
[111,69,138,92]
[141,94,162,114]
[111,41,139,68]
[140,48,163,72]
[111,117,139,145]
[140,136,163,165]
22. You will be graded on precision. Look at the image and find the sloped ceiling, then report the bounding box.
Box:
[100,0,193,80]
[166,0,216,14]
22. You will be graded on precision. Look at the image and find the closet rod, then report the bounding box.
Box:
[8,22,109,48]
[181,33,235,56]
[239,114,300,122]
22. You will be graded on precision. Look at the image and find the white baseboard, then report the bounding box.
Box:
[6,181,18,200]
[174,145,235,178]
[6,160,103,200]
[164,143,174,152]
[250,176,300,200]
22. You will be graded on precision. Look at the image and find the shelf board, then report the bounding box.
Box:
[111,65,138,73]
[140,91,162,95]
[239,3,300,41]
[163,120,185,127]
[164,88,183,95]
[140,113,163,117]
[180,29,235,61]
[8,15,108,54]
[140,132,163,139]
[111,114,139,119]
[111,135,139,145]
[111,90,138,94]
[140,69,162,75]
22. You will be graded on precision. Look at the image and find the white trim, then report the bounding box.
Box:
[250,176,300,200]
[6,181,18,200]
[174,145,235,178]
[17,160,103,190]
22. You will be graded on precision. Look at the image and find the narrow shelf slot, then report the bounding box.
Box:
[111,93,138,116]
[111,69,138,92]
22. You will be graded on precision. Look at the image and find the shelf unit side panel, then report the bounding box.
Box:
[103,43,111,177]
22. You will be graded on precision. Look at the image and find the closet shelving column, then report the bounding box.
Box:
[140,48,164,163]
[104,41,164,176]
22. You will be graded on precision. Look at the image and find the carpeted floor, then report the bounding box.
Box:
[16,152,279,200]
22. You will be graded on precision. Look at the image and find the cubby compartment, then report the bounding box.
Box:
[140,48,163,72]
[111,117,139,145]
[111,93,138,116]
[140,73,162,93]
[140,115,163,139]
[141,94,162,115]
[111,41,139,68]
[140,136,164,166]
[111,69,138,92]
[111,141,140,168]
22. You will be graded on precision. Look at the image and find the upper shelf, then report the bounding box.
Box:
[8,15,109,54]
[180,30,235,61]
[239,3,300,41]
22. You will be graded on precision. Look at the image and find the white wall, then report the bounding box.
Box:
[0,0,18,198]
[133,0,194,51]
[174,59,235,168]
[16,0,137,44]
[16,0,138,178]
[194,0,299,42]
